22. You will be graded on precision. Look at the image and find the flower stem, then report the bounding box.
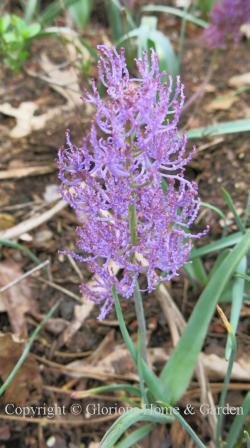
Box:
[134,280,148,364]
[128,202,148,364]
[129,203,137,245]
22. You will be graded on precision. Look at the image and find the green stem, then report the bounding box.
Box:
[137,332,149,405]
[129,203,137,245]
[134,281,147,363]
[128,202,147,363]
[112,285,137,363]
[112,285,165,402]
[216,333,237,447]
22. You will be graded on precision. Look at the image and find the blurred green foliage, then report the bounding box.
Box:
[0,14,41,71]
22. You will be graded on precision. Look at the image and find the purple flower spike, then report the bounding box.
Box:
[58,46,206,319]
[203,0,250,49]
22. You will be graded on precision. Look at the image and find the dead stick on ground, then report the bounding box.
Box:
[37,277,83,303]
[0,259,50,293]
[0,165,56,180]
[0,200,66,240]
[0,413,119,426]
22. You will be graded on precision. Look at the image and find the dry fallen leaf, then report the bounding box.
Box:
[66,344,137,381]
[68,345,250,382]
[0,49,84,139]
[56,300,95,350]
[0,333,42,404]
[205,94,238,111]
[0,101,74,139]
[0,260,37,338]
[228,72,250,88]
[200,352,250,380]
[0,213,16,230]
[39,53,82,107]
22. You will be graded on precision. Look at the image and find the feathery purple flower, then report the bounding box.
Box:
[203,0,250,49]
[58,45,205,320]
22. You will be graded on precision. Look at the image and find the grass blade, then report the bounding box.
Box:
[105,0,124,41]
[225,392,250,448]
[142,5,208,28]
[40,0,80,25]
[115,424,152,448]
[243,192,250,229]
[188,118,250,139]
[216,329,237,446]
[68,0,92,28]
[170,407,206,448]
[24,0,39,24]
[225,256,247,359]
[190,232,242,259]
[0,301,59,398]
[201,201,227,231]
[222,188,245,233]
[160,231,250,403]
[0,238,41,265]
[100,407,174,447]
[184,257,208,286]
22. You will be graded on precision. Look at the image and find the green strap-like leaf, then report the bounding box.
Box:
[201,201,227,230]
[184,257,207,286]
[225,256,247,359]
[100,407,174,447]
[222,188,245,233]
[40,0,81,25]
[190,232,242,259]
[115,424,152,448]
[188,118,250,139]
[160,231,250,403]
[142,5,208,28]
[216,333,237,446]
[118,15,178,77]
[225,392,250,448]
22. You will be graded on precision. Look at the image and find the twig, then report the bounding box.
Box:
[67,255,84,280]
[0,200,66,240]
[0,201,34,212]
[0,260,49,294]
[37,277,83,302]
[0,413,119,426]
[0,165,56,180]
[34,354,138,382]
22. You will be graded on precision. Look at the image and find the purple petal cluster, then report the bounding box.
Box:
[58,45,205,319]
[203,0,250,48]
